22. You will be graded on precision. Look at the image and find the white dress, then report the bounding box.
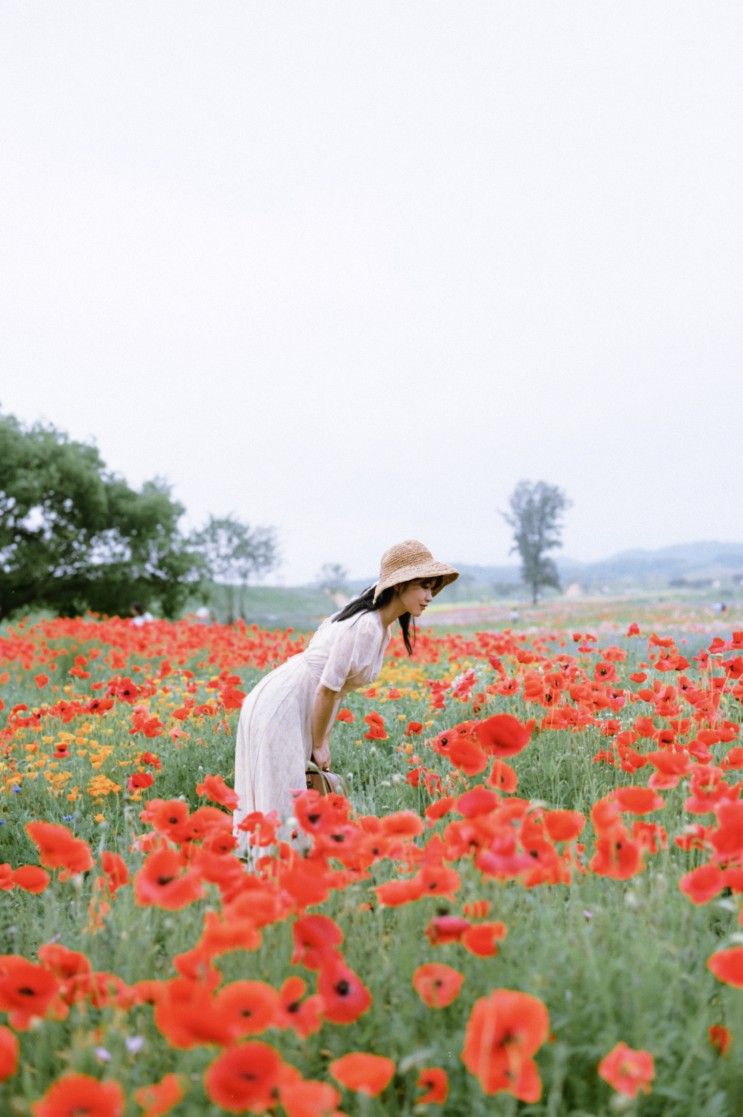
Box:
[233,610,391,849]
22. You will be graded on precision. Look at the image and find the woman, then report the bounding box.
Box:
[233,539,458,847]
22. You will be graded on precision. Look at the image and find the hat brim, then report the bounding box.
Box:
[373,562,459,603]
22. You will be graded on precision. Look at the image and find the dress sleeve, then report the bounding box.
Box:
[319,615,378,692]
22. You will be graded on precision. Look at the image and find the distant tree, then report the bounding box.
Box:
[503,480,571,604]
[317,562,350,597]
[0,410,204,621]
[191,514,279,622]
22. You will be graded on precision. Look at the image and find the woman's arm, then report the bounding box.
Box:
[311,684,338,768]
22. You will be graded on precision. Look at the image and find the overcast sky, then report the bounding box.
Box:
[2,2,742,584]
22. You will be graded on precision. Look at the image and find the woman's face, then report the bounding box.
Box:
[395,578,437,617]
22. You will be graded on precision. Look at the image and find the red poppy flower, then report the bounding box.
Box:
[417,1066,448,1104]
[275,976,323,1038]
[679,864,725,905]
[590,831,643,880]
[133,1073,184,1117]
[708,1024,732,1056]
[613,787,664,814]
[128,771,154,792]
[598,1042,654,1097]
[317,956,372,1024]
[213,980,279,1038]
[0,955,62,1029]
[12,865,50,893]
[707,946,743,988]
[100,851,129,895]
[279,1078,341,1117]
[425,914,471,945]
[26,821,93,878]
[374,877,425,906]
[134,849,203,910]
[0,1025,19,1081]
[488,759,518,791]
[329,1052,395,1096]
[37,943,91,984]
[196,773,240,810]
[291,915,344,969]
[31,1073,125,1117]
[154,978,234,1048]
[461,989,549,1101]
[336,707,354,722]
[475,713,534,757]
[412,963,464,1008]
[461,921,508,957]
[204,1041,284,1112]
[141,799,190,842]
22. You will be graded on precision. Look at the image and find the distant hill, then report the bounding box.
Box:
[340,541,743,599]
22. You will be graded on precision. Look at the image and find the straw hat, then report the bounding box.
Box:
[373,540,459,603]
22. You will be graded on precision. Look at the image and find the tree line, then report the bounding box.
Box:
[0,409,570,621]
[0,411,278,622]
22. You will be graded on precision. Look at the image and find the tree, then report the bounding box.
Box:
[502,480,571,605]
[317,562,350,597]
[191,515,279,622]
[0,410,204,620]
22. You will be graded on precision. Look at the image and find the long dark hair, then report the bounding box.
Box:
[332,584,417,655]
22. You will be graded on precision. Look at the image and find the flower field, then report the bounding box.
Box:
[0,609,741,1115]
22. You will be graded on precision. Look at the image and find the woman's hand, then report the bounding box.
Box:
[312,738,331,771]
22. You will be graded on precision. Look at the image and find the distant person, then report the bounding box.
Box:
[194,606,211,623]
[712,601,727,615]
[509,607,520,624]
[130,601,154,627]
[233,540,459,851]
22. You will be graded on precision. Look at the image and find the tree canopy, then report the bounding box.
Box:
[0,411,204,620]
[190,514,279,622]
[503,480,571,604]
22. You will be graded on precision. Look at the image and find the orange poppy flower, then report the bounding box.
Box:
[31,1073,125,1117]
[417,1066,448,1104]
[26,821,93,879]
[707,946,743,988]
[412,963,464,1008]
[461,988,549,1101]
[213,980,279,1038]
[317,956,372,1024]
[204,1041,284,1112]
[0,1025,19,1081]
[329,1052,395,1096]
[598,1041,654,1097]
[133,1073,184,1117]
